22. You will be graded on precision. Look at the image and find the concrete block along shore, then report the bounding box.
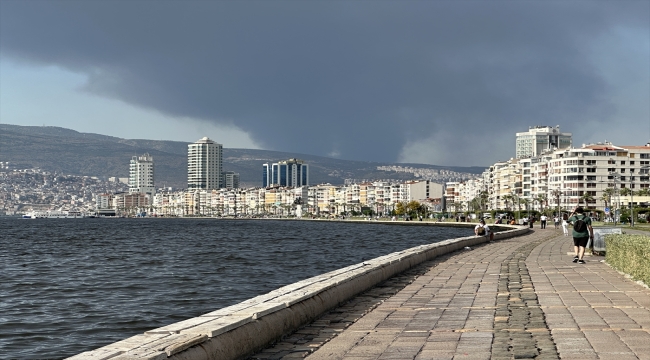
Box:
[67,223,529,360]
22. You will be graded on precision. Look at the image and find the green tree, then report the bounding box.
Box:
[406,200,423,217]
[394,202,406,216]
[580,193,594,208]
[535,194,547,212]
[502,194,514,211]
[601,188,615,209]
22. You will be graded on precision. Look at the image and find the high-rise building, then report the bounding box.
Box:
[516,125,572,158]
[188,137,223,190]
[129,153,155,198]
[262,158,309,188]
[222,171,240,189]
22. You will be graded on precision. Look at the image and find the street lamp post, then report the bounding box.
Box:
[609,172,622,226]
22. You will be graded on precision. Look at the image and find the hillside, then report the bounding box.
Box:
[0,124,485,188]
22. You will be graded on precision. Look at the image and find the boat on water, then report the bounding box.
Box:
[22,211,93,219]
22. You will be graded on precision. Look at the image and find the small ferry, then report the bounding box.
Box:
[23,211,92,219]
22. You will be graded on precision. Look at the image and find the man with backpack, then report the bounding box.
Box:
[568,207,593,264]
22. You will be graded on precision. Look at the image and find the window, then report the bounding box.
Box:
[586,176,596,181]
[621,161,626,165]
[631,161,635,165]
[621,169,626,173]
[586,183,596,188]
[586,168,596,173]
[608,160,616,164]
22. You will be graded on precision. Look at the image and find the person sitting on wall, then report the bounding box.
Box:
[475,219,494,241]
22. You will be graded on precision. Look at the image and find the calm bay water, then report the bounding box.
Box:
[0,218,470,359]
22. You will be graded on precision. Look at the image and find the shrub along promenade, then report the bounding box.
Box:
[253,229,650,360]
[606,233,650,288]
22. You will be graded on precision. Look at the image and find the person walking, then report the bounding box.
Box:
[568,207,593,264]
[553,215,560,229]
[540,214,547,229]
[561,213,569,236]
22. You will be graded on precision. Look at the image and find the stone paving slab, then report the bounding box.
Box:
[528,234,650,360]
[251,228,650,359]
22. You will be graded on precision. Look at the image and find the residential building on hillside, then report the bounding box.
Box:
[129,153,155,198]
[188,137,223,190]
[516,125,572,159]
[262,159,309,188]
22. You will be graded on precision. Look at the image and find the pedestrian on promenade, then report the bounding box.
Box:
[474,219,494,241]
[540,214,547,229]
[553,215,559,229]
[529,216,535,228]
[561,213,569,236]
[568,207,594,264]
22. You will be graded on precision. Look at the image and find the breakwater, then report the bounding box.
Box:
[63,221,527,360]
[1,218,474,359]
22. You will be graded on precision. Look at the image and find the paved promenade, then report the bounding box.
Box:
[252,229,650,360]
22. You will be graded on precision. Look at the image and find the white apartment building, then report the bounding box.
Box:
[449,142,650,214]
[547,143,650,212]
[95,193,113,210]
[188,137,223,190]
[129,153,155,198]
[516,125,572,159]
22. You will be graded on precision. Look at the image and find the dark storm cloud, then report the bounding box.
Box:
[1,0,648,165]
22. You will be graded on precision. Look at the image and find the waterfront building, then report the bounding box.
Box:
[516,125,572,159]
[129,153,155,198]
[113,192,149,212]
[546,143,650,212]
[188,137,223,190]
[448,142,650,215]
[262,159,309,188]
[95,193,113,210]
[222,171,240,189]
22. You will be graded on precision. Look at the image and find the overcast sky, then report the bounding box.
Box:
[1,0,648,166]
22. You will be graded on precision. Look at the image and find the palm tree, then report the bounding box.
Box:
[502,194,513,211]
[535,194,547,213]
[478,191,489,211]
[638,188,650,197]
[619,188,632,197]
[580,193,594,209]
[520,198,530,218]
[601,188,615,210]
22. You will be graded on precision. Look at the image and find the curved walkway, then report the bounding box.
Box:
[253,230,650,360]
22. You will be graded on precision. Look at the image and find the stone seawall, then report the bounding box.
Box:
[68,224,529,360]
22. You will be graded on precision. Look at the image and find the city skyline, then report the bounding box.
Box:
[1,1,648,167]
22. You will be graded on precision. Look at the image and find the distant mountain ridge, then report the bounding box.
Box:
[0,124,485,188]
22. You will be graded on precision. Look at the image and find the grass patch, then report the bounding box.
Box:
[605,234,650,286]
